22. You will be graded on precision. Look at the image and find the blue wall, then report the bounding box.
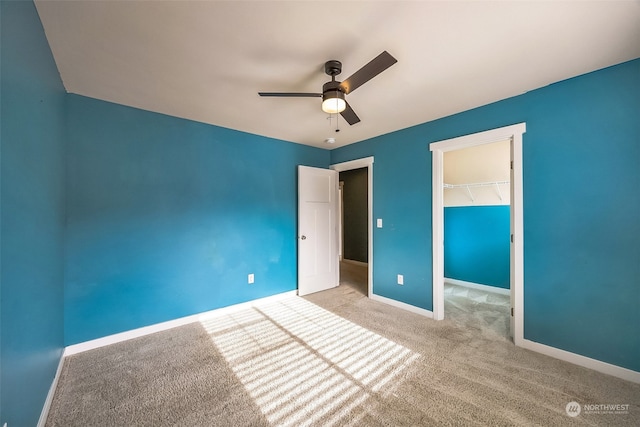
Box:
[65,96,329,345]
[444,206,510,289]
[331,59,640,371]
[332,133,433,309]
[0,1,66,425]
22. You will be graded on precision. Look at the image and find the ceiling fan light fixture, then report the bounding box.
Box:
[322,90,346,114]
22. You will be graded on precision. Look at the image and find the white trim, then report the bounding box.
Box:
[431,148,445,321]
[430,123,526,346]
[445,278,510,296]
[331,156,374,297]
[370,294,434,318]
[331,156,374,173]
[37,351,65,427]
[511,129,525,346]
[338,181,344,260]
[342,259,368,267]
[65,290,297,356]
[430,123,526,152]
[522,339,640,384]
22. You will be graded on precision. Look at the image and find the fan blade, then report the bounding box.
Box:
[258,92,322,97]
[339,51,397,94]
[340,101,360,125]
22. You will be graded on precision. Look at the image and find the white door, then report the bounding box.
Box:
[298,165,339,296]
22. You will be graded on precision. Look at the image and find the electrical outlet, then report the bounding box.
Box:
[248,273,254,284]
[397,274,404,285]
[377,218,383,228]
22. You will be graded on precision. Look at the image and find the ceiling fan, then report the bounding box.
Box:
[258,51,397,125]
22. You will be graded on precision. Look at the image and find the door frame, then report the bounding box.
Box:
[338,181,344,261]
[430,123,525,346]
[331,156,374,297]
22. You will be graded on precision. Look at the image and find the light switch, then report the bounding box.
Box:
[377,218,383,228]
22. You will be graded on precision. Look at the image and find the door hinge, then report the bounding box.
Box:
[510,234,514,243]
[511,307,514,317]
[510,160,513,170]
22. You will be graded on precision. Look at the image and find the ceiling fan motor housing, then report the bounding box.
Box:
[322,80,343,96]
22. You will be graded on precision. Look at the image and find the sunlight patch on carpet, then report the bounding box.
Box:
[200,296,419,426]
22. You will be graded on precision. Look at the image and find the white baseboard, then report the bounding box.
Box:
[521,339,640,384]
[370,293,434,319]
[444,277,510,296]
[342,259,368,267]
[65,290,297,356]
[37,350,65,427]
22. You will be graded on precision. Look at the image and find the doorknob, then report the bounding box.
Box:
[301,235,307,240]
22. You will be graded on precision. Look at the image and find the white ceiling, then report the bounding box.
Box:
[444,140,510,185]
[35,1,640,150]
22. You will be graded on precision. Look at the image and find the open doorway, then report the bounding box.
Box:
[331,157,374,297]
[338,167,368,296]
[430,123,526,346]
[443,140,512,339]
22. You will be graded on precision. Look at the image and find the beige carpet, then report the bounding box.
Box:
[339,260,368,296]
[46,271,639,426]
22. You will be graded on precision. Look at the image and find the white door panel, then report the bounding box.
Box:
[298,166,338,296]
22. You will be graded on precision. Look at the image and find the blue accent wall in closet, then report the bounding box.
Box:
[444,206,510,289]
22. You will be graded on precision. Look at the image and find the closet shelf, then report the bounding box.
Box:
[444,181,509,202]
[443,180,509,189]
